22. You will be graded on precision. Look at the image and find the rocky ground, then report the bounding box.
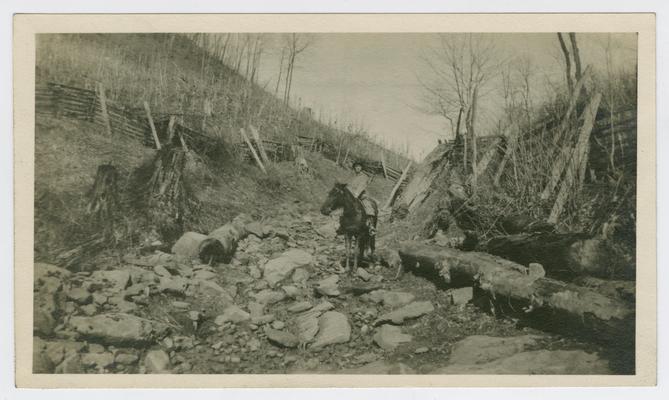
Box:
[33,210,613,375]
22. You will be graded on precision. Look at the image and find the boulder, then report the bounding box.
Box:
[311,311,351,349]
[171,232,209,258]
[356,268,374,282]
[291,268,310,284]
[288,301,313,313]
[265,328,299,348]
[158,276,189,295]
[373,324,413,351]
[375,301,434,325]
[263,249,313,287]
[144,349,170,373]
[68,313,169,346]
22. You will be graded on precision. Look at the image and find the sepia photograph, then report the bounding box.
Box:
[12,13,656,388]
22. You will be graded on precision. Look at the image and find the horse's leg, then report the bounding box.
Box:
[345,234,350,272]
[353,235,359,273]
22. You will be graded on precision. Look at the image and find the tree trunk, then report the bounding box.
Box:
[396,242,634,346]
[557,33,574,94]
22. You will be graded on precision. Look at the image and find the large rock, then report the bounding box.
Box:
[88,269,131,292]
[373,324,413,351]
[171,232,209,258]
[253,289,286,305]
[434,349,611,374]
[67,287,92,305]
[448,335,540,365]
[143,349,170,373]
[265,328,299,348]
[214,305,250,325]
[68,313,169,346]
[315,275,340,297]
[375,301,434,325]
[263,249,313,287]
[54,353,83,374]
[382,291,415,308]
[311,312,351,349]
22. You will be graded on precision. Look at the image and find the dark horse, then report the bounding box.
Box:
[320,182,378,273]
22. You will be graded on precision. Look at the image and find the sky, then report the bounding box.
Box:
[254,33,637,161]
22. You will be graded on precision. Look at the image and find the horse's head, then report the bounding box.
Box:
[320,182,347,216]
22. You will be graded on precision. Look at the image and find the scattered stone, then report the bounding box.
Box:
[356,268,373,281]
[375,301,434,325]
[449,287,473,305]
[67,287,92,305]
[262,249,313,287]
[360,325,370,335]
[68,313,169,346]
[214,305,250,325]
[382,291,415,308]
[88,269,131,292]
[54,353,83,373]
[296,314,320,343]
[193,280,234,303]
[265,328,299,348]
[251,314,275,325]
[248,265,262,279]
[291,268,310,284]
[414,347,429,354]
[253,289,286,305]
[373,324,413,351]
[281,285,300,298]
[158,276,189,295]
[92,292,108,305]
[80,303,98,316]
[193,269,217,281]
[271,320,285,330]
[315,275,340,297]
[171,301,190,309]
[248,301,265,318]
[81,352,115,370]
[88,343,105,353]
[311,311,351,349]
[154,265,172,278]
[364,289,387,304]
[144,350,170,373]
[115,352,139,365]
[288,301,313,313]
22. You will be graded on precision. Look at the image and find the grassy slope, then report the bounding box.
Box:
[34,113,394,262]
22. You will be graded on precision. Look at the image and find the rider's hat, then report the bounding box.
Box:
[352,161,363,169]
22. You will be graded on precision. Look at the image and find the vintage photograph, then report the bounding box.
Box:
[29,29,641,377]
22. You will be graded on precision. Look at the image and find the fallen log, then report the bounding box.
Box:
[197,214,253,264]
[481,232,635,280]
[397,242,634,346]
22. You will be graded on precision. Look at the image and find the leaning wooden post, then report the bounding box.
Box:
[143,101,161,150]
[249,125,270,164]
[96,82,113,137]
[240,128,266,174]
[166,115,177,143]
[384,161,412,209]
[548,93,601,224]
[381,153,389,179]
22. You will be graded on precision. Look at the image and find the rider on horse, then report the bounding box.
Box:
[340,161,377,236]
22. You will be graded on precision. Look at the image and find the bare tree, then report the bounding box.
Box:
[419,33,500,186]
[557,33,574,94]
[282,33,313,105]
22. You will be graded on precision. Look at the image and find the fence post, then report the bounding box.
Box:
[143,101,162,150]
[96,82,113,137]
[241,128,267,174]
[384,161,412,209]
